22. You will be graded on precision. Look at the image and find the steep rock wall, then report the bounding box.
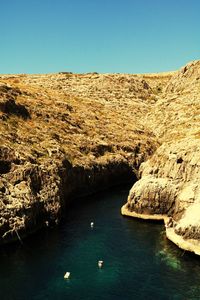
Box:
[122,61,200,255]
[0,145,153,244]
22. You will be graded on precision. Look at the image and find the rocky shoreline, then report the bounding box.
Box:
[0,157,136,244]
[121,203,168,222]
[122,203,200,256]
[121,61,200,256]
[166,227,200,256]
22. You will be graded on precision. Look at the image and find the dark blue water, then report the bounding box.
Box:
[0,187,200,300]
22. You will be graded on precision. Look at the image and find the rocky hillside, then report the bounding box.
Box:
[122,60,200,255]
[1,60,200,255]
[0,71,161,243]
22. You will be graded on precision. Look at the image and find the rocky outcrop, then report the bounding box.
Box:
[0,149,143,244]
[122,61,200,255]
[165,60,200,94]
[0,85,30,120]
[122,139,200,254]
[0,154,62,243]
[123,138,200,210]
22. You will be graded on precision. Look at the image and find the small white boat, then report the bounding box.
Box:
[64,272,70,279]
[98,260,103,268]
[90,222,94,228]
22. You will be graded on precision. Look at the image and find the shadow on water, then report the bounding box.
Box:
[0,184,200,300]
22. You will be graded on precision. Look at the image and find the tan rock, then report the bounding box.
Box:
[122,61,200,255]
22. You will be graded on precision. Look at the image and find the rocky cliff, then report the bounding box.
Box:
[1,61,200,254]
[122,60,200,255]
[0,72,159,243]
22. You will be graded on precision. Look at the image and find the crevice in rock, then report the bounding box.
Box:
[176,157,183,164]
[0,161,11,174]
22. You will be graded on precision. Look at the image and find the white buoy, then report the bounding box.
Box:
[90,222,94,228]
[98,260,103,268]
[64,272,70,279]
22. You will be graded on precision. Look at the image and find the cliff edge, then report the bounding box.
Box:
[122,60,200,255]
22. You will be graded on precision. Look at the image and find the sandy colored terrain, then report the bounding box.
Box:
[1,60,200,254]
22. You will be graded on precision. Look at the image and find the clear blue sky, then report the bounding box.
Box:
[0,0,199,74]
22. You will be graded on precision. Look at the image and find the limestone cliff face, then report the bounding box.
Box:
[126,139,200,217]
[123,61,200,255]
[0,72,158,244]
[0,150,138,244]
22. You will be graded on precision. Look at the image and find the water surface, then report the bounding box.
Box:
[0,187,200,300]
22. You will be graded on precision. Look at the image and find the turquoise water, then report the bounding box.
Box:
[1,186,200,300]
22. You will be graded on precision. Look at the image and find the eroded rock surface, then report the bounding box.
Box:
[122,60,200,255]
[0,72,159,243]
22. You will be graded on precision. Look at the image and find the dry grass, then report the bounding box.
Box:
[1,62,199,167]
[0,73,159,168]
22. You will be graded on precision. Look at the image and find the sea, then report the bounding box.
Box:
[0,185,200,300]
